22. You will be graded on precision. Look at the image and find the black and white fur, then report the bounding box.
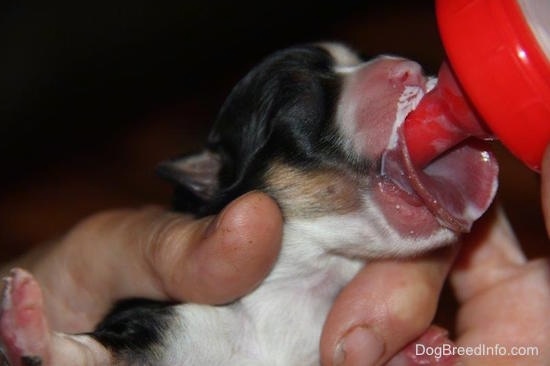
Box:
[83,43,459,366]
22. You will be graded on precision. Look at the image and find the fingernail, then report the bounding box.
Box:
[333,326,384,366]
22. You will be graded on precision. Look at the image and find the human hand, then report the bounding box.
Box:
[320,149,550,366]
[0,191,283,334]
[320,233,458,365]
[442,148,550,365]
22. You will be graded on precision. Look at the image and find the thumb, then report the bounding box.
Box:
[26,192,282,330]
[145,191,283,304]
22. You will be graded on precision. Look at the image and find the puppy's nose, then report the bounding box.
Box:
[389,60,424,86]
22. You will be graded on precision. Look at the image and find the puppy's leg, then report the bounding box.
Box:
[0,268,113,366]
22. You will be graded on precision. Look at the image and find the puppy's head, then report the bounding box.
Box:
[160,44,351,215]
[160,43,497,257]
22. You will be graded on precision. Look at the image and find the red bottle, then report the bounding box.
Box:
[402,0,550,172]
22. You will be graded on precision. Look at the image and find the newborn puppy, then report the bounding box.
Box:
[0,43,498,365]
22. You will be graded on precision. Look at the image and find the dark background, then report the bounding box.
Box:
[0,0,547,329]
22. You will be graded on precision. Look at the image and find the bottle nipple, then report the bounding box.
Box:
[379,61,498,233]
[400,62,492,168]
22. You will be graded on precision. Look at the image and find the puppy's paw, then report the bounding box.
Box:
[1,269,115,366]
[1,268,49,366]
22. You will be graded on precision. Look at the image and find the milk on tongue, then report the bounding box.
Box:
[381,62,498,233]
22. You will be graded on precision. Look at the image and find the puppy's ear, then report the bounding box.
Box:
[157,150,221,202]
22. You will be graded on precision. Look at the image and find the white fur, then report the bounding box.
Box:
[146,49,457,365]
[159,222,360,365]
[319,42,362,72]
[145,50,459,365]
[159,203,455,365]
[0,44,476,366]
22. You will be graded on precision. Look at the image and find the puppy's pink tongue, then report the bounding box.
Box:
[382,62,498,232]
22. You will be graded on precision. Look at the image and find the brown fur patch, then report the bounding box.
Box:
[264,161,362,218]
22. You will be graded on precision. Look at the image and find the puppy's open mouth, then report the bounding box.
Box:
[381,84,498,233]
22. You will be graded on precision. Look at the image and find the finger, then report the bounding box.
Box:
[29,192,282,330]
[453,259,550,365]
[320,246,456,366]
[450,204,550,364]
[150,191,283,304]
[450,205,526,304]
[541,145,550,235]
